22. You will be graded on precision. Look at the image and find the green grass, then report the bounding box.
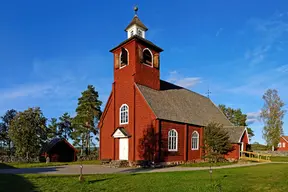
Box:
[0,160,101,169]
[1,163,288,192]
[180,161,236,167]
[271,156,288,162]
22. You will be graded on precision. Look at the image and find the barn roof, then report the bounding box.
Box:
[41,138,76,153]
[136,80,233,127]
[222,126,246,143]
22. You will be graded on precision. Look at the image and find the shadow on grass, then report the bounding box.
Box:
[0,166,62,174]
[0,174,37,192]
[0,163,17,169]
[88,178,113,184]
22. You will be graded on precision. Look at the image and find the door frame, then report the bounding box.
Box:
[119,138,129,160]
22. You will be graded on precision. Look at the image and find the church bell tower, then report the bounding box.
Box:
[109,6,163,90]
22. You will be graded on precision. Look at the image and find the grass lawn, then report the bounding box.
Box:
[1,163,288,192]
[271,156,288,162]
[180,161,236,167]
[0,160,101,169]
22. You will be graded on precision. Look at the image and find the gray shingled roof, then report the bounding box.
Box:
[222,126,246,143]
[136,80,233,127]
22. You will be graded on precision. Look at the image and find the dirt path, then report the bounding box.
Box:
[0,162,273,175]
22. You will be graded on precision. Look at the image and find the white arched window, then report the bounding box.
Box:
[120,104,129,124]
[119,48,129,68]
[142,48,153,67]
[168,129,178,151]
[191,131,199,150]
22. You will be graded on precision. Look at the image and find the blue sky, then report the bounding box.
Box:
[0,0,287,144]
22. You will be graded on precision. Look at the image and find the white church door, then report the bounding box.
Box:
[119,138,129,160]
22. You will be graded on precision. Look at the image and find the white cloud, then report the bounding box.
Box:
[244,12,288,65]
[0,52,112,118]
[216,28,223,37]
[245,45,270,65]
[0,83,54,100]
[246,111,261,125]
[167,71,202,88]
[276,64,288,73]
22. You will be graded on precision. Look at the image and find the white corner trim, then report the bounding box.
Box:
[238,127,249,144]
[282,136,288,143]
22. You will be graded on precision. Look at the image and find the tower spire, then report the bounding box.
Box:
[125,6,148,39]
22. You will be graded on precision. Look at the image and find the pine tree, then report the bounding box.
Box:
[47,118,58,140]
[202,122,233,162]
[72,85,102,155]
[0,109,17,155]
[58,113,73,140]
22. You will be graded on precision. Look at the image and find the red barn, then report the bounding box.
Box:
[99,10,249,163]
[277,136,288,151]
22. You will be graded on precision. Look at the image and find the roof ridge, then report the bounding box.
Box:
[160,80,233,126]
[160,80,208,99]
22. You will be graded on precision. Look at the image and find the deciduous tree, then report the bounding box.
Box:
[8,107,47,161]
[260,89,286,151]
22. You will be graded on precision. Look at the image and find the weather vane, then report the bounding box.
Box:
[134,6,138,16]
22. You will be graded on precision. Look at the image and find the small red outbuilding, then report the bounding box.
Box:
[40,138,77,162]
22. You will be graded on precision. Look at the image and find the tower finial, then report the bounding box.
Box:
[134,6,138,16]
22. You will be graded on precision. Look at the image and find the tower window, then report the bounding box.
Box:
[143,48,153,66]
[120,48,128,68]
[130,30,134,37]
[137,29,143,37]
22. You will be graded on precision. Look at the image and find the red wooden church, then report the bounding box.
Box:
[99,8,249,163]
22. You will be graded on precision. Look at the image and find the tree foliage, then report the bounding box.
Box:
[58,112,73,140]
[47,118,58,140]
[260,89,286,150]
[0,109,17,154]
[8,107,47,161]
[218,104,254,140]
[72,85,102,155]
[202,122,233,162]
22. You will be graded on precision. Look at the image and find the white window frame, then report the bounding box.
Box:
[191,131,199,150]
[278,143,282,148]
[142,48,153,67]
[168,129,178,152]
[283,142,286,148]
[119,104,129,125]
[119,48,129,69]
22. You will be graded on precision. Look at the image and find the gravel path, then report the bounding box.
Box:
[0,162,272,175]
